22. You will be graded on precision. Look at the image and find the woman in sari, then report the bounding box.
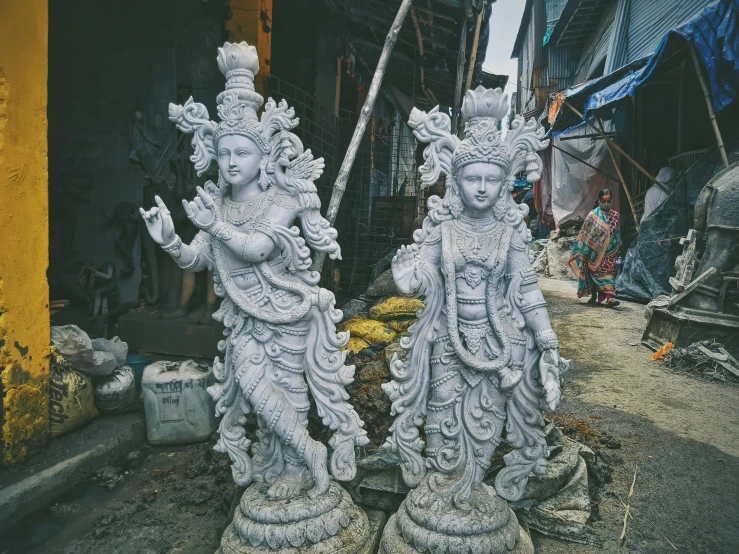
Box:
[569,189,622,307]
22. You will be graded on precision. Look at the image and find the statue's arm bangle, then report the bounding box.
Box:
[210,222,233,242]
[162,235,182,258]
[521,267,538,286]
[535,329,559,351]
[520,300,547,313]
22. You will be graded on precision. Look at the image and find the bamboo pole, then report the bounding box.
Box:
[596,114,641,231]
[451,14,468,133]
[690,44,729,169]
[313,0,414,274]
[551,143,620,184]
[602,137,641,231]
[464,2,485,95]
[410,6,439,106]
[562,101,669,194]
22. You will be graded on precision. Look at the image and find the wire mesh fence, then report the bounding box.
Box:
[266,76,423,300]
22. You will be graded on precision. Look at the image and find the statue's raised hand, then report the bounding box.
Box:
[140,195,176,246]
[392,244,422,294]
[183,186,218,231]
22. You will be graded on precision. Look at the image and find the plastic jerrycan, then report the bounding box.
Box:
[142,360,218,445]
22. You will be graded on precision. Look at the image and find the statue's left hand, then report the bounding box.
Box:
[183,186,218,231]
[539,348,562,411]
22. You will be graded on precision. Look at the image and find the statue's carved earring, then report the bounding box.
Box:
[449,192,464,218]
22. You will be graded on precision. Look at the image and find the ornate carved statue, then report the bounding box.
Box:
[380,87,565,554]
[140,42,371,553]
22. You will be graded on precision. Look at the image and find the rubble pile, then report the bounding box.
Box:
[533,217,583,280]
[664,340,739,382]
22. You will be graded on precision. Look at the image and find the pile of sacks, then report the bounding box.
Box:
[50,325,137,437]
[331,270,423,448]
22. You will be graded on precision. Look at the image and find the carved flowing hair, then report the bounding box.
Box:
[167,42,340,260]
[408,87,548,248]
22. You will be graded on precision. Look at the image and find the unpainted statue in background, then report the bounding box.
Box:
[380,87,566,553]
[140,42,371,553]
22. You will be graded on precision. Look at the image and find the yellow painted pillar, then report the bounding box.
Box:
[0,1,50,465]
[227,0,273,96]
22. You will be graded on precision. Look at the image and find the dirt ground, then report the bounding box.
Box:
[2,277,738,554]
[533,278,739,554]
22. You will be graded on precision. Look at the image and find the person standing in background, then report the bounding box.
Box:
[569,189,622,307]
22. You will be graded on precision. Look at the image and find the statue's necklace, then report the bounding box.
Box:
[224,188,275,225]
[454,217,500,264]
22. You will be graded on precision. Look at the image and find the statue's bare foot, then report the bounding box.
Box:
[267,463,308,500]
[307,443,330,499]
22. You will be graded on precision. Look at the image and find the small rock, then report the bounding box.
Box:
[124,450,143,468]
[142,490,157,503]
[93,527,108,538]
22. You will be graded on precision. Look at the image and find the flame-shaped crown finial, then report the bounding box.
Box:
[461,86,509,124]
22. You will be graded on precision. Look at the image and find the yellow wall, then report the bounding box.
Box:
[0,1,50,465]
[227,0,273,95]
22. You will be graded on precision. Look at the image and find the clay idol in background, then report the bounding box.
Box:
[380,87,567,553]
[140,42,371,553]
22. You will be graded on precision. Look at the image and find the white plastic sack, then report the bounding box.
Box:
[50,325,117,376]
[51,325,94,364]
[91,336,128,366]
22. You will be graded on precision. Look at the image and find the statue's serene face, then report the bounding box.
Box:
[457,162,505,215]
[217,134,262,187]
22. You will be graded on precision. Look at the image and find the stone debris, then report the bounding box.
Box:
[664,340,739,382]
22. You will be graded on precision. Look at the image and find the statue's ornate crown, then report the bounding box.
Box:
[408,86,549,188]
[213,42,266,149]
[167,41,301,176]
[452,87,511,172]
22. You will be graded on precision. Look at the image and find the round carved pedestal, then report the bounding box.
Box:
[217,481,371,554]
[379,480,535,554]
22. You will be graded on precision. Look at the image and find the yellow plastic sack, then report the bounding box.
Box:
[337,316,397,344]
[369,297,424,321]
[49,354,99,438]
[387,318,418,333]
[342,337,371,355]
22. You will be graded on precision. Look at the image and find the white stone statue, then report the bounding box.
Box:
[140,42,371,553]
[379,87,565,554]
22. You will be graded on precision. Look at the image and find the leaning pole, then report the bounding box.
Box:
[312,0,414,274]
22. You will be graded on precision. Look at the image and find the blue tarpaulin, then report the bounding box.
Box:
[551,0,739,136]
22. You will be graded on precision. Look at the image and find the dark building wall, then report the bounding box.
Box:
[48,0,227,306]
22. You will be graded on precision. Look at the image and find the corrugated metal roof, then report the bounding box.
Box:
[623,0,708,66]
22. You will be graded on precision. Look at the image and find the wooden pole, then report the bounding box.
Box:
[313,0,414,273]
[464,2,485,95]
[690,44,729,169]
[595,114,641,231]
[334,57,342,119]
[451,14,468,133]
[551,143,620,184]
[563,101,669,194]
[410,6,438,106]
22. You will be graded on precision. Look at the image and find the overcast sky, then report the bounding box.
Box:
[483,0,527,100]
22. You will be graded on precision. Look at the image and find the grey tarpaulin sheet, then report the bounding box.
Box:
[551,121,621,226]
[616,142,739,301]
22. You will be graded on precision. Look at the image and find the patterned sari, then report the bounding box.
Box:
[568,207,621,298]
